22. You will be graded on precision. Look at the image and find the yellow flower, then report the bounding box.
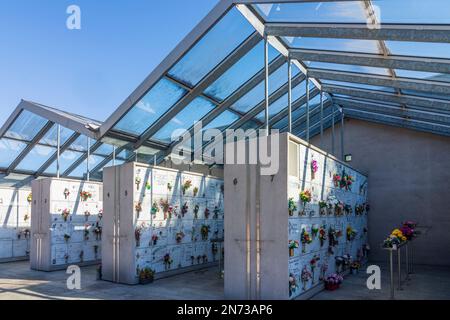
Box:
[401,236,407,241]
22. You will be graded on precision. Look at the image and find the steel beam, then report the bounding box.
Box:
[90,146,127,175]
[308,68,450,95]
[288,100,332,132]
[133,32,262,150]
[264,23,450,43]
[62,141,103,177]
[6,121,55,175]
[290,49,450,74]
[335,97,450,124]
[323,84,450,112]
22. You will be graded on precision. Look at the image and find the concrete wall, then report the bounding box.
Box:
[311,118,450,266]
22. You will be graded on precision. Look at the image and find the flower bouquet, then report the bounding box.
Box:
[301,229,313,253]
[333,174,341,187]
[346,226,357,241]
[201,224,210,241]
[135,202,142,218]
[301,266,312,290]
[204,208,210,219]
[344,204,352,215]
[319,226,327,247]
[159,199,173,220]
[182,180,192,195]
[27,193,32,204]
[61,209,71,222]
[326,195,338,215]
[311,225,319,238]
[151,235,159,246]
[176,231,185,244]
[289,273,298,297]
[342,173,354,191]
[84,225,90,241]
[289,240,299,257]
[310,255,320,283]
[319,201,327,216]
[193,204,200,219]
[213,206,220,219]
[193,187,199,197]
[299,190,312,216]
[164,253,173,270]
[167,183,173,192]
[145,181,152,191]
[139,268,155,284]
[334,201,344,216]
[311,160,319,180]
[63,188,70,200]
[63,234,71,243]
[135,226,143,247]
[151,202,159,216]
[288,198,297,216]
[84,210,91,222]
[135,176,142,190]
[80,191,92,202]
[93,225,102,241]
[324,273,343,291]
[181,202,189,218]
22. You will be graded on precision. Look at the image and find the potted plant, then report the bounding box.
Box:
[139,267,155,284]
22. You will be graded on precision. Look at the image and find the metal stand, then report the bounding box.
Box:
[397,248,403,290]
[389,250,394,299]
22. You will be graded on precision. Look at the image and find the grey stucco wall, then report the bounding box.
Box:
[311,118,450,266]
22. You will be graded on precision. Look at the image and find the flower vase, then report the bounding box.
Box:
[311,270,315,284]
[289,248,295,257]
[302,243,306,253]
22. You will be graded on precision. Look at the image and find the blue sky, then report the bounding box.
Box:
[0,0,219,122]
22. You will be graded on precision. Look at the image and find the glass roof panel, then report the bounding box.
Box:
[113,78,188,136]
[307,61,390,76]
[204,42,279,101]
[322,80,397,93]
[376,0,450,24]
[239,120,260,131]
[93,143,114,156]
[152,97,215,144]
[40,125,74,147]
[68,135,96,152]
[273,95,324,130]
[395,70,450,83]
[44,150,84,175]
[16,145,56,172]
[285,37,380,54]
[386,41,450,59]
[69,155,106,178]
[231,63,299,113]
[167,7,255,87]
[4,110,48,141]
[204,110,239,132]
[255,81,308,122]
[0,138,27,168]
[116,149,134,160]
[253,2,366,23]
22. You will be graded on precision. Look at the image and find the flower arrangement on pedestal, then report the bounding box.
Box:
[310,255,320,283]
[27,193,32,204]
[400,221,417,240]
[319,226,327,247]
[346,226,357,241]
[301,266,312,290]
[135,176,141,190]
[139,268,155,284]
[164,254,173,270]
[311,160,319,180]
[61,209,71,222]
[182,180,192,195]
[63,188,70,200]
[324,273,343,291]
[135,202,142,218]
[193,187,199,197]
[319,201,327,216]
[80,191,92,201]
[288,198,297,216]
[299,190,312,216]
[176,231,185,244]
[383,229,407,249]
[193,204,200,219]
[201,224,210,241]
[289,273,298,297]
[181,202,188,218]
[301,229,312,253]
[288,240,299,257]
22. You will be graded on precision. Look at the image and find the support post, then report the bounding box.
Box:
[331,105,336,155]
[390,250,395,299]
[56,124,61,179]
[397,248,403,290]
[341,109,345,161]
[320,91,324,148]
[305,75,310,142]
[264,36,269,135]
[288,58,292,133]
[86,137,90,181]
[112,146,116,166]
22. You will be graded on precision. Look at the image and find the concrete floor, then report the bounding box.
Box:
[0,261,449,300]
